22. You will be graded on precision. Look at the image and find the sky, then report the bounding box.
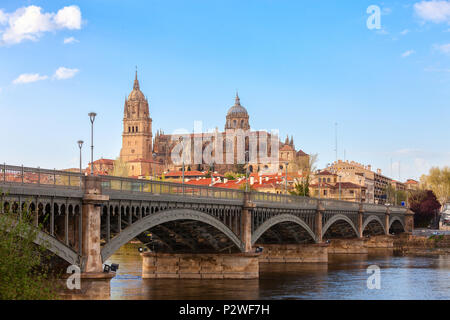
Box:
[0,0,449,181]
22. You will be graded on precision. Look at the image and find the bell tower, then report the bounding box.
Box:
[120,70,153,162]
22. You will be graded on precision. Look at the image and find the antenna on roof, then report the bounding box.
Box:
[334,122,338,162]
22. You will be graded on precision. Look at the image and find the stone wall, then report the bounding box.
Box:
[141,252,259,279]
[327,239,368,254]
[365,235,394,248]
[394,234,450,255]
[256,244,328,263]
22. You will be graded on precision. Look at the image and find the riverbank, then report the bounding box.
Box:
[394,234,450,256]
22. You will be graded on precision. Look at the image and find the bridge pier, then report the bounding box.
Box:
[241,193,255,252]
[81,176,109,273]
[315,202,324,243]
[404,209,414,233]
[257,244,328,263]
[384,209,390,236]
[357,204,364,239]
[141,252,260,279]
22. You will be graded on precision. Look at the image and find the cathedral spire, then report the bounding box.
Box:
[235,91,240,106]
[133,66,140,90]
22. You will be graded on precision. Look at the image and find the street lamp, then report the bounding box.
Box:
[77,140,84,175]
[284,162,289,194]
[338,175,342,201]
[178,137,185,193]
[88,112,97,176]
[210,161,214,185]
[245,151,249,192]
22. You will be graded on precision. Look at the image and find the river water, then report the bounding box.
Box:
[105,244,450,300]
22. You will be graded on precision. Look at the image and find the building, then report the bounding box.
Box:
[324,160,390,204]
[405,179,420,191]
[117,71,309,177]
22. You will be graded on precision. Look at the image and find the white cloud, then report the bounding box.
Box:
[53,67,79,80]
[400,29,410,35]
[435,43,450,53]
[0,10,7,25]
[63,36,78,44]
[402,50,415,57]
[414,0,450,23]
[0,5,82,45]
[54,6,81,30]
[13,73,48,84]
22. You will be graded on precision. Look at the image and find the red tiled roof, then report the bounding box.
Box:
[92,158,114,165]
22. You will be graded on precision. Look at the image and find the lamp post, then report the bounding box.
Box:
[178,137,185,193]
[77,140,84,175]
[245,151,249,192]
[318,171,321,199]
[210,161,214,185]
[338,175,342,200]
[88,112,97,176]
[284,162,289,194]
[359,177,362,203]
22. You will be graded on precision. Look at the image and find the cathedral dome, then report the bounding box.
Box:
[227,93,248,116]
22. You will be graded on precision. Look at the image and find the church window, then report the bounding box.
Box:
[128,127,131,133]
[233,120,237,127]
[241,120,244,127]
[136,126,138,132]
[132,127,134,133]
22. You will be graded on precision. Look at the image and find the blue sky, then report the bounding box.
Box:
[0,0,449,180]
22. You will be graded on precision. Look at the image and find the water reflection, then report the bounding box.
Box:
[105,244,450,300]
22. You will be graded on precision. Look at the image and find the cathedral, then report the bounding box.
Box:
[119,71,309,177]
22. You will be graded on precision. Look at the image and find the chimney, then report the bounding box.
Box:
[250,176,255,185]
[368,165,372,171]
[265,176,269,182]
[377,169,382,175]
[259,176,262,185]
[224,178,228,184]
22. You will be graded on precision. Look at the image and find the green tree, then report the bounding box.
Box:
[0,198,57,299]
[290,176,310,197]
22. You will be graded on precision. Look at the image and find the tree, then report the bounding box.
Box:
[409,190,441,228]
[0,198,57,299]
[384,184,407,206]
[420,166,450,205]
[290,176,310,197]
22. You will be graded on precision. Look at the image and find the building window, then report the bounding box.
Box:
[136,126,138,133]
[128,127,131,133]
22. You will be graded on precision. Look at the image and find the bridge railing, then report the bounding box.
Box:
[250,191,318,207]
[99,175,245,201]
[0,164,82,189]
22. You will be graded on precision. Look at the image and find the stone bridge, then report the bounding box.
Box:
[0,164,413,276]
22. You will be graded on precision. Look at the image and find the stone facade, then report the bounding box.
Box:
[118,72,309,177]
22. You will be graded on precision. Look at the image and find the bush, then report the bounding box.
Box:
[0,200,57,300]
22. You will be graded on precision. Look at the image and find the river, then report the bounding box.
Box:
[105,243,450,300]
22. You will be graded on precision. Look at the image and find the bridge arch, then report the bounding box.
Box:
[389,216,405,232]
[101,208,244,262]
[322,214,358,238]
[362,215,386,235]
[252,214,317,245]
